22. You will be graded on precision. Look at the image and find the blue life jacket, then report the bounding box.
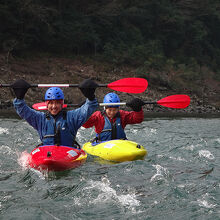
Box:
[13,98,98,147]
[97,112,126,141]
[42,111,77,147]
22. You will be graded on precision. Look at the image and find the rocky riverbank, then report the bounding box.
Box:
[0,54,220,117]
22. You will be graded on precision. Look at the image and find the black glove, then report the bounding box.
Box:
[126,98,145,112]
[11,79,30,99]
[78,79,98,101]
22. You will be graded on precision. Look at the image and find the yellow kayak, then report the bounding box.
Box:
[82,140,147,162]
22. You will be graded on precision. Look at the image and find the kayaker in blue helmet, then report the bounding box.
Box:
[44,87,65,116]
[11,79,98,148]
[83,92,145,141]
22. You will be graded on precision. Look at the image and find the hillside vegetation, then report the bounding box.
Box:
[0,0,219,114]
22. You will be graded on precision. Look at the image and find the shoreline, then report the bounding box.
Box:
[144,112,220,118]
[0,55,219,118]
[1,108,220,119]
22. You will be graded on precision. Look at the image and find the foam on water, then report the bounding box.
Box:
[16,151,50,180]
[84,177,140,211]
[169,156,187,162]
[197,199,216,208]
[196,193,217,209]
[150,128,157,134]
[1,118,220,219]
[215,138,220,144]
[184,144,196,151]
[142,127,157,137]
[0,127,9,135]
[150,164,170,182]
[131,129,138,135]
[199,150,215,160]
[0,145,14,156]
[0,195,12,211]
[184,143,203,151]
[17,151,31,170]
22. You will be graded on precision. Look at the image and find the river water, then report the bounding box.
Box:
[0,117,219,220]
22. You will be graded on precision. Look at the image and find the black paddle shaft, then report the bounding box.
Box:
[0,84,108,88]
[143,101,157,105]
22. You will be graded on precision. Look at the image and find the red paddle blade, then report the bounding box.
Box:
[107,78,148,93]
[32,103,47,110]
[32,103,67,110]
[157,95,190,109]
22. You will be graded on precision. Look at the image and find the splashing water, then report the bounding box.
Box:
[0,117,219,220]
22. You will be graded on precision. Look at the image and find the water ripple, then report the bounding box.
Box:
[0,118,219,219]
[199,150,215,160]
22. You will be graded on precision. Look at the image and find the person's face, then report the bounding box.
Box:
[105,107,119,119]
[47,100,63,116]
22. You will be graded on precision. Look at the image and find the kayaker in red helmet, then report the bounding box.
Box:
[83,92,145,141]
[11,79,98,148]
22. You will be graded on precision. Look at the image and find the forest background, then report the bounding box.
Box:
[0,0,219,115]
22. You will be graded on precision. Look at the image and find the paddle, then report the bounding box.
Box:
[0,78,148,94]
[32,95,190,110]
[143,94,190,109]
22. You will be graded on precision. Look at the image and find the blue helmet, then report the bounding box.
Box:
[45,87,64,100]
[103,93,120,108]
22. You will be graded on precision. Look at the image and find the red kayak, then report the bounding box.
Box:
[28,145,87,172]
